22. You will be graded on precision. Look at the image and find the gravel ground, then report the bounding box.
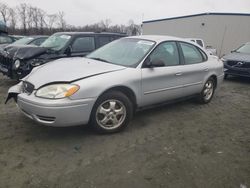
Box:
[0,74,249,188]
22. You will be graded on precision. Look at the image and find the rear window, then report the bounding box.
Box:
[180,42,204,64]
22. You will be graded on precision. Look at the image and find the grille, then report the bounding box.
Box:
[0,53,13,75]
[0,53,13,66]
[227,61,250,69]
[22,81,35,94]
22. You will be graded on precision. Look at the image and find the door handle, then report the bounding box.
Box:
[204,68,209,72]
[175,72,182,76]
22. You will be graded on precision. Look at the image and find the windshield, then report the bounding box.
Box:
[40,34,71,51]
[235,43,250,54]
[13,37,34,45]
[87,38,155,67]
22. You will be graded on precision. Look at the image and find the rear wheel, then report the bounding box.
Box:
[90,91,133,133]
[198,78,215,104]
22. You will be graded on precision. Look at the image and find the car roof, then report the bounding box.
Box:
[54,32,127,36]
[127,35,189,43]
[25,35,48,38]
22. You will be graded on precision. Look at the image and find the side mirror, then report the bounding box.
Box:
[145,58,165,68]
[65,46,72,56]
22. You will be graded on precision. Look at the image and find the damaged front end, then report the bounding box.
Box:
[5,82,23,104]
[0,45,50,79]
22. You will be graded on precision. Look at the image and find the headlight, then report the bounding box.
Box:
[14,59,21,69]
[35,84,80,99]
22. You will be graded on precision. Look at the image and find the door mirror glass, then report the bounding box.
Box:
[150,59,165,67]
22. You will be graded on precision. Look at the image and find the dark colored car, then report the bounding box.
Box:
[0,33,15,45]
[222,42,250,78]
[0,35,48,49]
[10,35,25,41]
[0,32,126,79]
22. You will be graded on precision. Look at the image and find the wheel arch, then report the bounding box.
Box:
[97,85,138,110]
[209,74,218,89]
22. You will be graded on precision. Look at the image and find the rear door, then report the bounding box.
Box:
[177,42,209,95]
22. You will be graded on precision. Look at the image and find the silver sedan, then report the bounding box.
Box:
[6,35,224,133]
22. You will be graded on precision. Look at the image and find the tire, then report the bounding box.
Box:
[198,78,215,104]
[90,91,133,133]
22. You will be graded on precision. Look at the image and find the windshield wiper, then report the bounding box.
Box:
[89,57,111,63]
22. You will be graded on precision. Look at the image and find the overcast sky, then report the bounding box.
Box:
[2,0,250,26]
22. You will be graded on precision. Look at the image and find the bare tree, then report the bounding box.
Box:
[27,5,34,29]
[0,2,9,24]
[98,19,112,31]
[127,19,140,35]
[32,7,40,29]
[37,9,46,33]
[8,7,17,30]
[57,11,66,30]
[18,3,28,33]
[47,14,58,30]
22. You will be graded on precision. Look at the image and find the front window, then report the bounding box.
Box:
[148,41,180,66]
[41,34,71,51]
[13,37,34,45]
[235,43,250,54]
[87,38,155,67]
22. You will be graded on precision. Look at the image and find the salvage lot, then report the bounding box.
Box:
[0,74,249,188]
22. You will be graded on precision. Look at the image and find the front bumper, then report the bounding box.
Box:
[6,83,96,127]
[17,94,96,127]
[224,64,250,78]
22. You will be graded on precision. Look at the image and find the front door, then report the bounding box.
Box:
[141,41,185,106]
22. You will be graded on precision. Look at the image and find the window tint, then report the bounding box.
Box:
[71,37,95,52]
[99,36,111,47]
[149,42,179,66]
[180,42,203,64]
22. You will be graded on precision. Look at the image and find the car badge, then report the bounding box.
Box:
[237,62,244,66]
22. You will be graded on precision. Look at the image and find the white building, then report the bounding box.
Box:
[142,13,250,56]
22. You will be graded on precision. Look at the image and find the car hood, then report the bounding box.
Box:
[223,52,250,62]
[1,45,49,60]
[24,57,126,88]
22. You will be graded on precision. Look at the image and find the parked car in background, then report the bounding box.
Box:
[6,35,224,133]
[10,35,48,46]
[0,33,15,44]
[0,35,48,49]
[222,42,250,78]
[0,32,126,80]
[10,35,25,41]
[187,38,217,56]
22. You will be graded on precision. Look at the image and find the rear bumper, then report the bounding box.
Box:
[17,94,96,127]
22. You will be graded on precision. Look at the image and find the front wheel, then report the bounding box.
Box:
[198,78,215,104]
[90,91,133,133]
